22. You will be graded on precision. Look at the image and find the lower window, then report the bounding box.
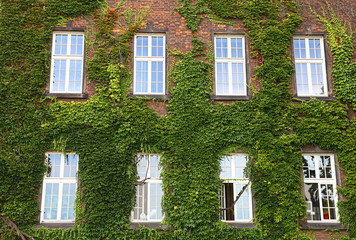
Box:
[40,153,78,222]
[132,154,163,222]
[303,154,338,222]
[220,155,252,222]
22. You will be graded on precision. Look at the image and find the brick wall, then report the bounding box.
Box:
[52,1,355,238]
[305,229,349,240]
[60,0,356,109]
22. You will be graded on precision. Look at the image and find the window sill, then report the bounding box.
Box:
[46,92,88,99]
[300,222,346,230]
[129,222,166,229]
[35,223,74,229]
[211,95,252,101]
[224,222,255,229]
[292,96,336,101]
[128,94,172,100]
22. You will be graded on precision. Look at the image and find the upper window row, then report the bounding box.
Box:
[49,33,328,97]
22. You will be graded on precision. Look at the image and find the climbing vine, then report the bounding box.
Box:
[0,0,355,240]
[0,0,104,238]
[311,6,356,108]
[309,6,356,237]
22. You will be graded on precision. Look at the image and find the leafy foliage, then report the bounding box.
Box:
[1,0,356,240]
[312,6,356,108]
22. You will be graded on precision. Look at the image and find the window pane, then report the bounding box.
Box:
[55,34,68,55]
[61,183,76,220]
[302,155,316,179]
[235,184,250,220]
[220,156,232,179]
[64,154,78,177]
[43,183,59,220]
[149,183,163,220]
[302,156,309,178]
[70,35,84,56]
[309,39,321,59]
[231,63,244,95]
[136,36,149,57]
[234,155,247,179]
[152,36,164,57]
[149,155,161,179]
[319,155,332,178]
[68,60,82,93]
[52,60,66,92]
[48,154,61,177]
[304,183,321,221]
[133,185,145,220]
[220,185,226,220]
[310,63,324,95]
[294,39,306,59]
[231,38,243,58]
[137,155,148,179]
[151,61,164,93]
[216,38,228,58]
[295,63,309,96]
[216,63,229,94]
[135,61,148,93]
[320,184,336,220]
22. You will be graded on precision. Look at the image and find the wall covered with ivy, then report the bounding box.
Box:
[0,0,355,239]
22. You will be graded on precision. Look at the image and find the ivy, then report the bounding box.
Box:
[1,0,356,239]
[173,0,211,32]
[311,6,356,108]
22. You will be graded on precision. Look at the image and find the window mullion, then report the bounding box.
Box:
[307,63,313,96]
[227,37,231,59]
[65,59,70,93]
[227,38,232,95]
[231,156,235,179]
[60,154,65,178]
[57,182,63,221]
[67,33,71,56]
[318,182,324,221]
[65,35,70,92]
[40,183,47,221]
[148,61,152,94]
[314,155,319,178]
[333,183,339,220]
[243,62,246,95]
[228,62,233,95]
[321,61,328,96]
[147,182,151,221]
[148,36,152,57]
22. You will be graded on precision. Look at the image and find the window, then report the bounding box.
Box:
[50,32,84,93]
[220,155,252,222]
[293,37,328,97]
[132,154,163,222]
[303,154,338,222]
[40,153,78,222]
[214,36,246,96]
[134,34,165,95]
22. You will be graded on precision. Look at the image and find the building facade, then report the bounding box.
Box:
[1,0,355,239]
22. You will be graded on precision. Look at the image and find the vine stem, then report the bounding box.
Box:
[0,213,35,240]
[220,180,250,211]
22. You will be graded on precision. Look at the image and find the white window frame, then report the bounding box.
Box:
[214,35,247,96]
[132,154,163,222]
[303,154,339,223]
[49,32,85,93]
[40,153,78,223]
[220,154,253,223]
[133,34,166,95]
[293,36,328,97]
